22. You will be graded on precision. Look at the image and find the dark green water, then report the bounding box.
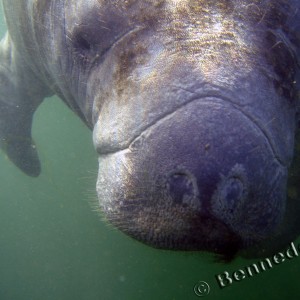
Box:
[1,5,300,300]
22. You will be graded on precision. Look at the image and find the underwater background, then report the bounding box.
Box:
[0,4,300,300]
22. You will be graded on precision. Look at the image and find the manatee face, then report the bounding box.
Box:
[19,0,299,257]
[89,1,298,257]
[96,98,289,256]
[86,2,299,257]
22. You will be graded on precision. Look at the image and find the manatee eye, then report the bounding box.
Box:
[72,29,94,64]
[75,33,92,52]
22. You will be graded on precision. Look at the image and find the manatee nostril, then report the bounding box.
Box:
[212,164,248,226]
[164,170,200,209]
[219,177,245,211]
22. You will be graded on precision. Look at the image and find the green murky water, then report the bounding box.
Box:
[1,4,300,300]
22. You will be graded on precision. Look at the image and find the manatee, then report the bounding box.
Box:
[0,0,299,259]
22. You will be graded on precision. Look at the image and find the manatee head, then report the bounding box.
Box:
[49,1,299,258]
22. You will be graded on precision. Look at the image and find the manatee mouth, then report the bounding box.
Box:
[96,97,287,257]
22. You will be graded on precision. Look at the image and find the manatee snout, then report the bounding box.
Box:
[96,97,287,257]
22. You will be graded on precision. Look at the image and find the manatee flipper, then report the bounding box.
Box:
[0,33,52,177]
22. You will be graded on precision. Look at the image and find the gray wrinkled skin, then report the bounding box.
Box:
[0,0,299,260]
